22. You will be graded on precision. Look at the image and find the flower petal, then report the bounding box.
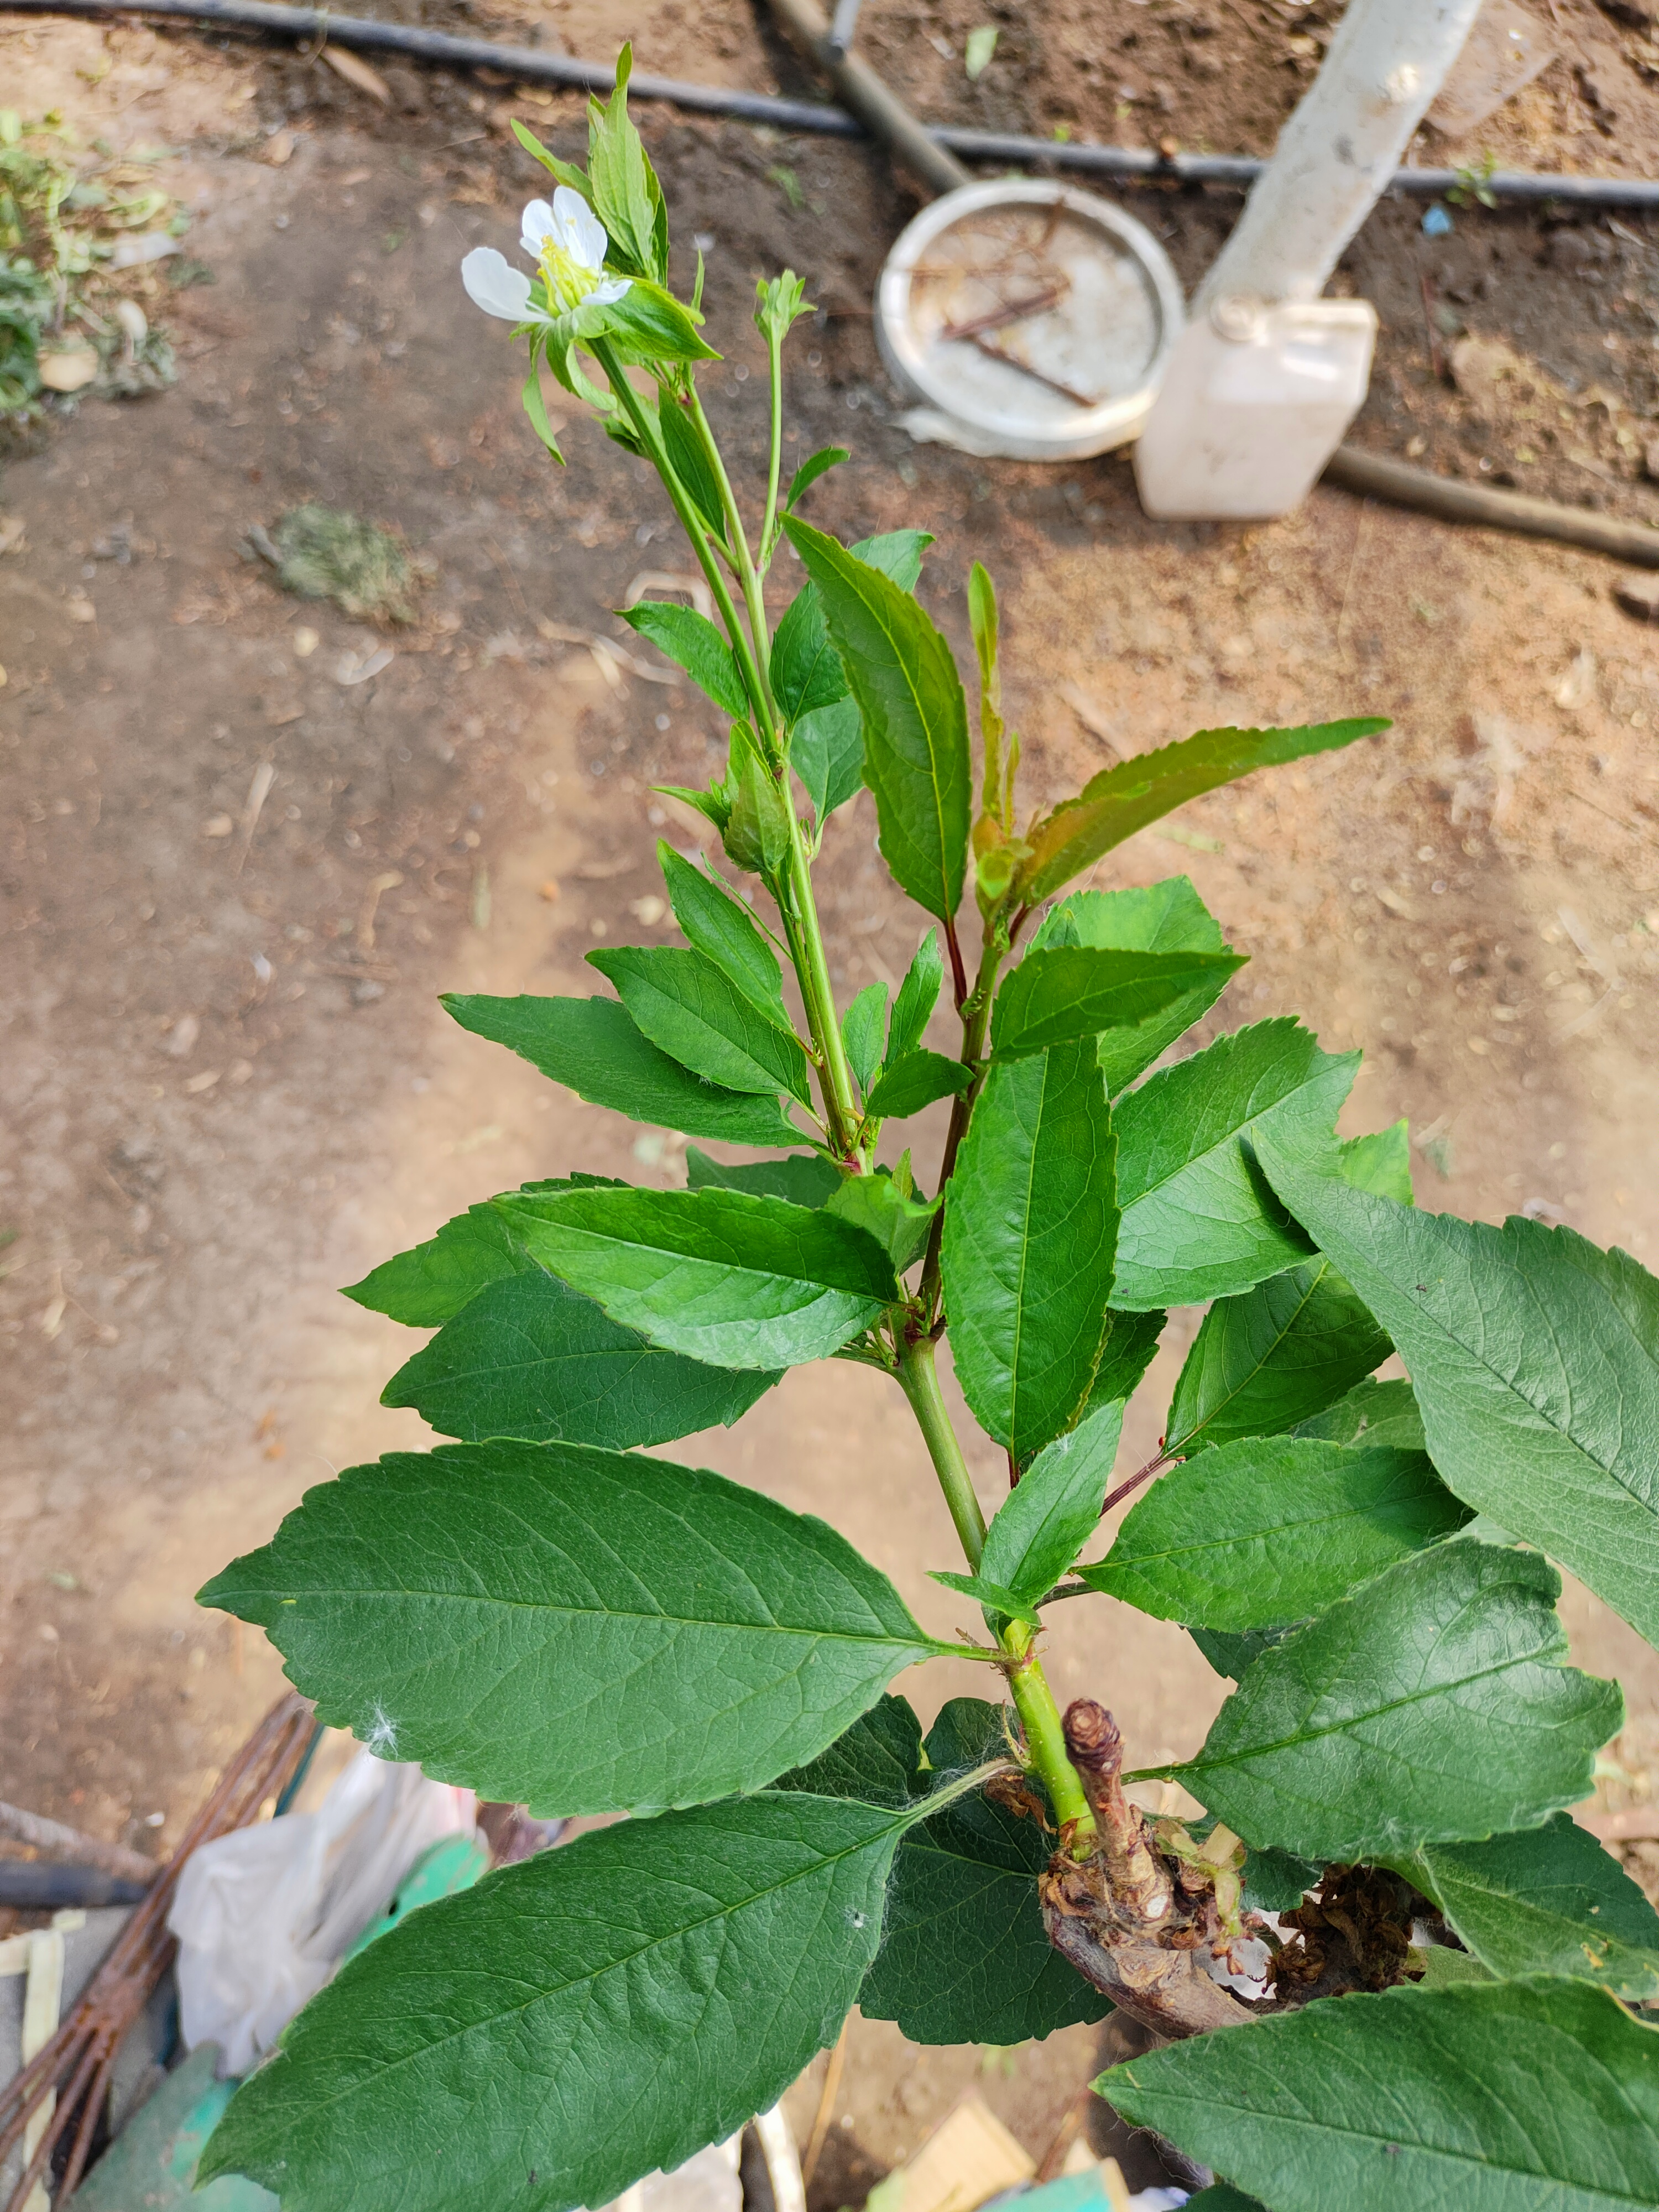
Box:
[462,248,533,322]
[552,184,612,275]
[519,199,557,258]
[591,276,633,306]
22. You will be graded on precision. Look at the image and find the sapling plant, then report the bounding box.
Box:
[199,55,1659,2212]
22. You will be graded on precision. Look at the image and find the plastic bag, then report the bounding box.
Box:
[168,1749,476,2076]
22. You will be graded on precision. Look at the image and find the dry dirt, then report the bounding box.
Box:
[2,0,1659,2197]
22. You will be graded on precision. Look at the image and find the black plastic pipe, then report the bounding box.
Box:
[9,0,1659,210]
[0,1861,155,1909]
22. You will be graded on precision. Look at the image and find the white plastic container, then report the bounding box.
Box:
[1134,295,1378,521]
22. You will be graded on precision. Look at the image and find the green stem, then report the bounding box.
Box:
[686,383,782,743]
[896,1334,1096,1851]
[1001,1620,1097,1848]
[782,802,861,1159]
[759,325,785,565]
[918,925,1008,1319]
[896,1333,987,1569]
[593,347,771,739]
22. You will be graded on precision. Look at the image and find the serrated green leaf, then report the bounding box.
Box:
[380,1271,780,1448]
[784,517,969,924]
[1397,1813,1659,2001]
[589,945,812,1104]
[604,280,718,369]
[1084,1438,1469,1629]
[1166,1125,1410,1453]
[622,603,747,714]
[990,944,1245,1062]
[1082,1308,1165,1419]
[1016,718,1388,904]
[684,1146,841,1207]
[660,392,727,539]
[721,721,794,883]
[941,1041,1118,1459]
[786,444,848,508]
[863,1050,974,1121]
[857,1699,1113,2044]
[1294,1374,1425,1452]
[982,1400,1123,1600]
[774,1692,925,1808]
[443,994,801,1147]
[1110,1020,1355,1310]
[849,529,932,589]
[1031,878,1237,1094]
[772,582,851,726]
[200,1792,921,2212]
[1188,1623,1288,1683]
[888,930,944,1064]
[200,1436,938,1815]
[928,1569,1044,1628]
[968,560,1009,827]
[656,842,790,1027]
[1257,1129,1659,1653]
[842,981,889,1094]
[342,1176,619,1327]
[497,1183,899,1369]
[509,119,594,204]
[1162,1542,1621,1861]
[1100,1976,1659,2212]
[825,1171,938,1272]
[792,696,865,826]
[585,45,663,281]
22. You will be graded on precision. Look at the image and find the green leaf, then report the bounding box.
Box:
[604,280,718,367]
[771,582,851,726]
[983,1400,1124,1600]
[862,1050,974,1121]
[1084,1438,1469,1629]
[858,1699,1114,2044]
[928,1569,1044,1629]
[786,444,848,508]
[521,361,565,460]
[990,944,1245,1062]
[585,45,664,282]
[200,1436,938,1815]
[825,1171,938,1272]
[720,721,794,883]
[200,1791,923,2212]
[1165,1125,1410,1454]
[1015,718,1389,904]
[660,393,727,540]
[380,1271,780,1448]
[497,1183,899,1369]
[968,560,1009,827]
[443,994,801,1147]
[1256,1129,1659,1652]
[849,529,932,589]
[1397,1813,1659,2001]
[941,1041,1118,1459]
[774,1691,925,1808]
[1295,1375,1425,1452]
[684,1146,841,1207]
[791,696,865,825]
[1188,1624,1287,1684]
[657,842,790,1028]
[887,929,944,1064]
[342,1176,618,1327]
[1082,1308,1165,1418]
[589,945,812,1104]
[508,119,594,204]
[622,603,747,715]
[1110,1020,1355,1310]
[1182,2191,1269,2212]
[1161,1542,1621,1862]
[1100,1976,1659,2212]
[842,981,889,1094]
[1031,878,1239,1093]
[784,517,969,925]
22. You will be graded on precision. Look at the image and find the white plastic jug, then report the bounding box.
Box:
[1133,296,1377,521]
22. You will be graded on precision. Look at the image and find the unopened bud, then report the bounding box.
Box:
[1063,1699,1121,1775]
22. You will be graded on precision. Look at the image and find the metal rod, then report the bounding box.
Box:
[9,0,1655,208]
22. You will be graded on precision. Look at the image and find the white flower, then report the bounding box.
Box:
[461,185,630,326]
[461,248,533,323]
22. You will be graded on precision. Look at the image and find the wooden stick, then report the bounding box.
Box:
[800,2016,850,2188]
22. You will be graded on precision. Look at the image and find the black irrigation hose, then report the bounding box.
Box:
[11,0,1659,211]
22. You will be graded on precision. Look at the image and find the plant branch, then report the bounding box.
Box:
[1001,1622,1097,1848]
[1102,1450,1171,1518]
[759,320,786,565]
[896,1332,987,1568]
[917,923,1006,1319]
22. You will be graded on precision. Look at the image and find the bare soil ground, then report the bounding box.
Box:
[3,0,1659,2194]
